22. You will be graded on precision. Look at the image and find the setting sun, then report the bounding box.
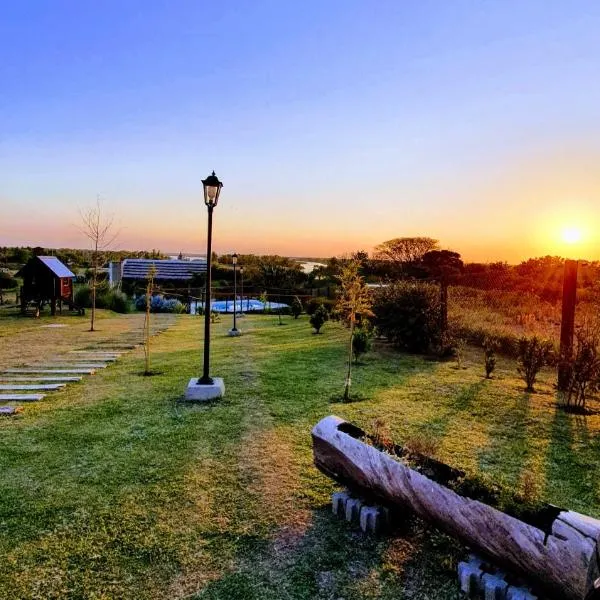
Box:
[561,227,583,244]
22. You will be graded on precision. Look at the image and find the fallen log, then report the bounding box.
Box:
[312,415,600,600]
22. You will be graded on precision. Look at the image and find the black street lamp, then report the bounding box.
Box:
[239,266,244,316]
[228,253,240,335]
[198,170,223,385]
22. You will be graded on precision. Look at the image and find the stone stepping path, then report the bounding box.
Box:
[0,394,45,402]
[0,384,66,391]
[3,318,177,414]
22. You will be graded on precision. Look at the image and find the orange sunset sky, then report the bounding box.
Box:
[2,3,600,264]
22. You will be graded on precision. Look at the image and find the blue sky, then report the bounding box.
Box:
[2,1,600,261]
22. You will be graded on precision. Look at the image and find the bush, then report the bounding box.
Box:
[135,294,184,314]
[291,296,303,319]
[108,290,132,313]
[75,285,132,313]
[563,330,600,411]
[74,285,92,308]
[517,336,554,392]
[372,282,441,354]
[352,327,371,362]
[0,271,18,290]
[306,296,336,316]
[484,337,499,378]
[310,304,329,333]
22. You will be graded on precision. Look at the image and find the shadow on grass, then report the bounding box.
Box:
[544,402,600,513]
[191,507,461,600]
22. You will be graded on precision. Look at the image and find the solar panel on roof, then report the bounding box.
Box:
[37,256,76,278]
[122,259,207,280]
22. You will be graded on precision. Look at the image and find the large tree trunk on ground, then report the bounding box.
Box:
[312,415,600,600]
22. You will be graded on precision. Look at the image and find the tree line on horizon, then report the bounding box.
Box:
[3,238,600,304]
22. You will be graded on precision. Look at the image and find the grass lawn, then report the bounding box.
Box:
[1,311,600,599]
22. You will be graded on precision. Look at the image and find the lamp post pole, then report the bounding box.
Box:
[198,170,223,385]
[228,253,242,336]
[232,253,238,332]
[199,205,214,384]
[239,266,244,316]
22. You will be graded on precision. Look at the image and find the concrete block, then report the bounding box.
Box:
[41,363,108,368]
[0,376,82,382]
[506,587,537,600]
[0,406,19,415]
[458,560,484,596]
[4,369,95,374]
[227,328,242,337]
[482,573,509,600]
[183,377,225,401]
[359,505,388,534]
[0,384,65,391]
[345,497,362,523]
[332,491,350,517]
[0,394,44,402]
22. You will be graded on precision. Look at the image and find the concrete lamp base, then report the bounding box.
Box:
[183,377,225,402]
[227,328,242,337]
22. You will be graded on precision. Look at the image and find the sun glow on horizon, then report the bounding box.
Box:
[561,226,583,244]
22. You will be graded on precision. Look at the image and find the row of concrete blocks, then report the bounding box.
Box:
[458,555,539,600]
[331,491,390,534]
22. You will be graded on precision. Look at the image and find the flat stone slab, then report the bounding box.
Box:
[183,377,225,401]
[0,394,44,402]
[40,363,108,368]
[0,384,65,391]
[0,376,82,382]
[0,406,20,415]
[40,324,68,328]
[4,369,95,375]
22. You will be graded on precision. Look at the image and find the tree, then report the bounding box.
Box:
[374,237,439,273]
[335,260,373,402]
[372,282,441,353]
[517,336,554,392]
[143,265,157,375]
[420,250,463,332]
[79,198,117,332]
[291,296,303,319]
[310,304,328,334]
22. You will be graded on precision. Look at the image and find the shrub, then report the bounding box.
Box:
[372,281,441,353]
[563,329,600,411]
[74,284,92,308]
[352,327,371,362]
[517,336,554,392]
[135,294,184,313]
[0,271,18,289]
[108,290,132,313]
[306,296,336,316]
[483,337,499,378]
[291,296,303,319]
[310,304,328,333]
[75,285,131,313]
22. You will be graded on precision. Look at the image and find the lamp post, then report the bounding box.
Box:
[239,266,244,316]
[184,170,225,401]
[228,253,241,336]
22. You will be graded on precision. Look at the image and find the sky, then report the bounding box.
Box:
[2,1,600,263]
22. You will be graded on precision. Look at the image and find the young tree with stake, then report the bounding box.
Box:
[143,265,157,375]
[79,198,117,332]
[336,260,373,402]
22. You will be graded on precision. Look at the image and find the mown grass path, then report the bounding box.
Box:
[1,313,599,599]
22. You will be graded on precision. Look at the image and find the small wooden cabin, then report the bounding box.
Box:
[16,256,79,316]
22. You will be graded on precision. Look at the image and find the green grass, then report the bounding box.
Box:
[1,312,599,599]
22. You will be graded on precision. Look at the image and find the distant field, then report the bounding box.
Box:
[448,285,599,352]
[1,312,599,599]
